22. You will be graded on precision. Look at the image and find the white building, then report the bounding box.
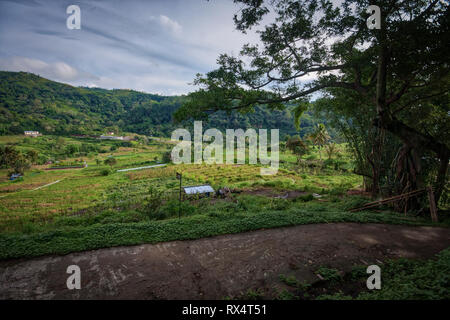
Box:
[24,131,41,137]
[99,135,124,140]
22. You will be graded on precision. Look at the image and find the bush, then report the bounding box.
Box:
[328,187,346,196]
[323,159,336,167]
[104,157,117,167]
[100,169,111,176]
[65,144,79,155]
[316,267,342,284]
[120,141,133,148]
[162,151,172,163]
[143,186,163,217]
[158,200,196,219]
[269,198,290,210]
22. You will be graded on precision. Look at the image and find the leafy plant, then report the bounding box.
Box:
[316,267,342,284]
[104,157,117,168]
[100,169,111,176]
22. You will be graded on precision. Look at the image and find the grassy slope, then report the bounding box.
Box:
[1,136,448,260]
[1,206,448,260]
[0,137,359,233]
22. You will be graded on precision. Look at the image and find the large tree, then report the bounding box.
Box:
[175,0,449,205]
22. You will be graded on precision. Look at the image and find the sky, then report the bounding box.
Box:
[0,0,261,95]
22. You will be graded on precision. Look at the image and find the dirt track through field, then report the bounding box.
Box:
[0,223,449,299]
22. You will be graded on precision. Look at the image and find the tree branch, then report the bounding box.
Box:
[203,81,361,113]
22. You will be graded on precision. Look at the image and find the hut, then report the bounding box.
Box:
[182,185,215,198]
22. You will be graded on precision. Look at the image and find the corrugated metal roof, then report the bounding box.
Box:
[183,185,215,195]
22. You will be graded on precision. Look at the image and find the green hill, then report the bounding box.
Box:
[0,71,324,138]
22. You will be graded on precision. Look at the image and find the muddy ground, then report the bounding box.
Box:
[0,223,449,299]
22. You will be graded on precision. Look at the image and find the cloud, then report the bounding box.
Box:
[0,56,98,82]
[0,0,41,7]
[93,74,190,96]
[157,15,182,35]
[0,0,260,95]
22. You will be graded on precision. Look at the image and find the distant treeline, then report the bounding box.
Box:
[0,71,331,139]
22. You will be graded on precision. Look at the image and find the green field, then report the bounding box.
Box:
[1,134,447,261]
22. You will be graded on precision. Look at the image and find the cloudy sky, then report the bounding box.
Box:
[0,0,259,95]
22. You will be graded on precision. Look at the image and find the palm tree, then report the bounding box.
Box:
[308,124,330,161]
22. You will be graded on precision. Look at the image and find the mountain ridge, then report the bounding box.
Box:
[0,71,324,138]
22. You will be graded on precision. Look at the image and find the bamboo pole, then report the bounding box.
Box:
[349,188,427,212]
[427,186,438,223]
[362,189,425,206]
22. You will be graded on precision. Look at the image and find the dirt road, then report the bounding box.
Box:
[1,223,449,299]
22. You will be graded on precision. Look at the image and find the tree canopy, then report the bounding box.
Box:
[0,71,331,138]
[175,0,449,204]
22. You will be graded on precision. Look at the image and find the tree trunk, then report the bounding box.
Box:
[372,17,388,198]
[368,127,384,198]
[393,144,423,211]
[372,16,450,212]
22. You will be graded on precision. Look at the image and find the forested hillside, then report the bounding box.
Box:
[0,71,327,138]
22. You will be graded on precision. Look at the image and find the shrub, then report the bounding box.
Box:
[158,200,196,219]
[104,157,117,167]
[65,144,79,155]
[120,141,133,148]
[279,274,299,287]
[100,169,111,176]
[316,267,342,284]
[162,151,172,163]
[143,186,163,216]
[328,187,346,196]
[323,159,336,167]
[269,198,290,210]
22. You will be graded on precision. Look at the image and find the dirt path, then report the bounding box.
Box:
[0,223,449,299]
